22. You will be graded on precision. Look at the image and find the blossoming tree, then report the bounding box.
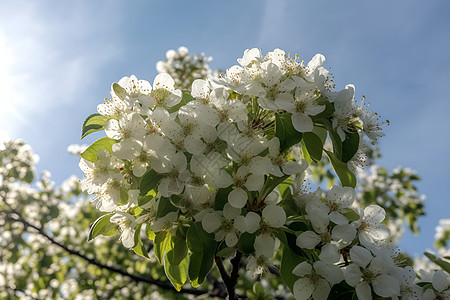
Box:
[76,47,450,299]
[1,47,449,299]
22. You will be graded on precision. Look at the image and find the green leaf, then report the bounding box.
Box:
[133,224,149,259]
[169,194,183,207]
[342,131,360,163]
[154,231,172,263]
[302,132,323,162]
[145,225,155,240]
[80,137,116,162]
[119,187,129,206]
[186,222,217,287]
[313,97,335,119]
[138,194,154,207]
[327,282,356,299]
[214,187,232,211]
[273,228,288,246]
[139,169,163,195]
[112,82,127,99]
[277,176,294,197]
[275,113,303,152]
[312,125,328,144]
[260,174,290,201]
[320,119,343,160]
[252,282,265,297]
[164,251,189,291]
[424,252,450,273]
[280,245,306,292]
[325,150,356,188]
[216,246,235,258]
[167,90,194,114]
[167,236,188,266]
[343,209,360,222]
[279,191,300,217]
[81,113,113,139]
[157,197,178,218]
[238,232,256,254]
[301,139,312,164]
[88,214,116,241]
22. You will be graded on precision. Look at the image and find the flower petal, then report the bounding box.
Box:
[350,245,373,268]
[292,261,312,277]
[202,213,221,233]
[296,231,321,249]
[363,205,386,223]
[318,243,340,264]
[432,270,448,292]
[372,274,400,298]
[292,112,313,133]
[344,264,363,287]
[355,281,372,300]
[228,187,248,208]
[314,261,343,285]
[293,278,315,300]
[262,205,286,228]
[245,212,261,234]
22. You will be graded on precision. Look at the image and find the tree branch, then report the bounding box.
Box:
[2,209,216,297]
[215,250,245,300]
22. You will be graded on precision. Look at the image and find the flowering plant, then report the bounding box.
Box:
[79,48,449,299]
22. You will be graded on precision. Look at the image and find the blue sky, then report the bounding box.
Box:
[0,0,449,256]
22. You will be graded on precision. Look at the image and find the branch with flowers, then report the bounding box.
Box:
[1,47,448,299]
[78,47,450,299]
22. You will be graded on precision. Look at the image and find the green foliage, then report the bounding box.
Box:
[280,245,305,292]
[140,169,163,196]
[87,213,117,241]
[237,232,257,254]
[341,131,360,163]
[81,113,114,139]
[133,224,150,258]
[325,150,357,188]
[302,131,323,162]
[154,231,172,263]
[167,235,188,266]
[167,90,195,114]
[436,230,450,249]
[80,137,116,162]
[319,119,343,160]
[112,82,127,99]
[157,197,178,218]
[247,282,274,300]
[424,252,450,274]
[156,232,190,291]
[186,222,217,287]
[164,252,189,291]
[275,112,302,152]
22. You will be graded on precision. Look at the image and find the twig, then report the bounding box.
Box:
[2,209,214,297]
[215,250,245,300]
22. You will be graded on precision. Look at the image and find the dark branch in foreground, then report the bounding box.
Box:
[215,251,246,300]
[1,209,216,297]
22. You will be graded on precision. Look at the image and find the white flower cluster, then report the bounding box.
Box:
[435,219,450,248]
[0,140,39,185]
[356,164,426,243]
[156,46,216,90]
[79,48,447,299]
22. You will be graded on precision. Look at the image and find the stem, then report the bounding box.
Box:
[215,250,243,300]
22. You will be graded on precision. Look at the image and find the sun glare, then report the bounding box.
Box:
[0,31,22,142]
